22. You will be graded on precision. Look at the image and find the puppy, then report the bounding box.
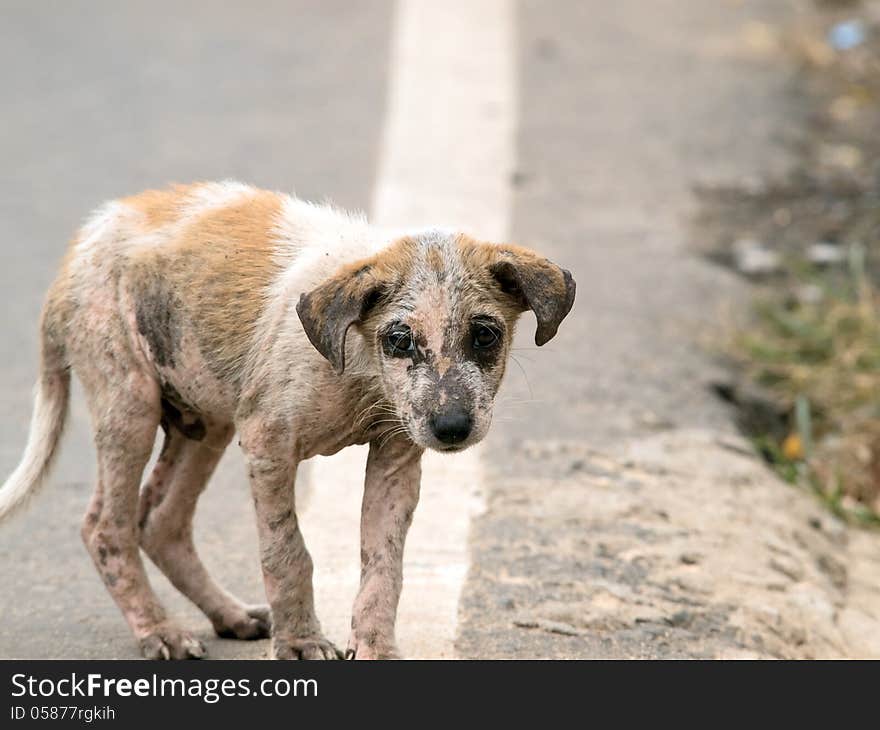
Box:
[0,182,575,659]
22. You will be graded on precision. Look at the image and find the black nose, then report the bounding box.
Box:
[429,409,473,445]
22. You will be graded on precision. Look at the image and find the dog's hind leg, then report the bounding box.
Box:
[79,370,205,660]
[138,422,271,640]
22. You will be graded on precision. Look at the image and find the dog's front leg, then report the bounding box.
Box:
[239,418,341,660]
[348,434,424,659]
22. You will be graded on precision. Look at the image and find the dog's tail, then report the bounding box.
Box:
[0,300,70,522]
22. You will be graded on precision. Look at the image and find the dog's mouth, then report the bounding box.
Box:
[425,434,479,453]
[436,443,467,453]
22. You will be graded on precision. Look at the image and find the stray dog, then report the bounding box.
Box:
[0,182,575,659]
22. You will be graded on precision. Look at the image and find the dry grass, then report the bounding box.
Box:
[695,8,880,526]
[733,245,880,524]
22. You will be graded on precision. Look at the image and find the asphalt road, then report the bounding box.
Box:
[0,0,393,659]
[0,0,825,659]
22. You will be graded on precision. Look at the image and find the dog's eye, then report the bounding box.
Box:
[385,325,415,356]
[472,324,499,349]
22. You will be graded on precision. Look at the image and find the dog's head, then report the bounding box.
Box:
[296,231,576,452]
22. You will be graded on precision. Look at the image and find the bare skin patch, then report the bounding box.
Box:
[135,277,181,369]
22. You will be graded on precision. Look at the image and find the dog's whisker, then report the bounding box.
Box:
[356,411,397,423]
[509,354,534,400]
[495,394,545,407]
[353,402,387,423]
[377,423,411,448]
[371,419,405,429]
[353,401,399,429]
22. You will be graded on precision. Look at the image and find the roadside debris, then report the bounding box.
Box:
[806,241,845,265]
[828,19,867,50]
[733,238,781,277]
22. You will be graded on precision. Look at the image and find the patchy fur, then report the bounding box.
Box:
[0,182,575,660]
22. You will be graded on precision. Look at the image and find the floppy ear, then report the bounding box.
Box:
[296,264,385,374]
[489,246,576,346]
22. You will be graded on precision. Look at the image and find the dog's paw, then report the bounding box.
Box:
[139,626,206,660]
[273,635,343,660]
[345,635,400,660]
[214,605,272,641]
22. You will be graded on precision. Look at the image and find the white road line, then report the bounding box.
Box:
[300,0,516,658]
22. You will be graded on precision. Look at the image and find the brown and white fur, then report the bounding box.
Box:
[0,182,575,660]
